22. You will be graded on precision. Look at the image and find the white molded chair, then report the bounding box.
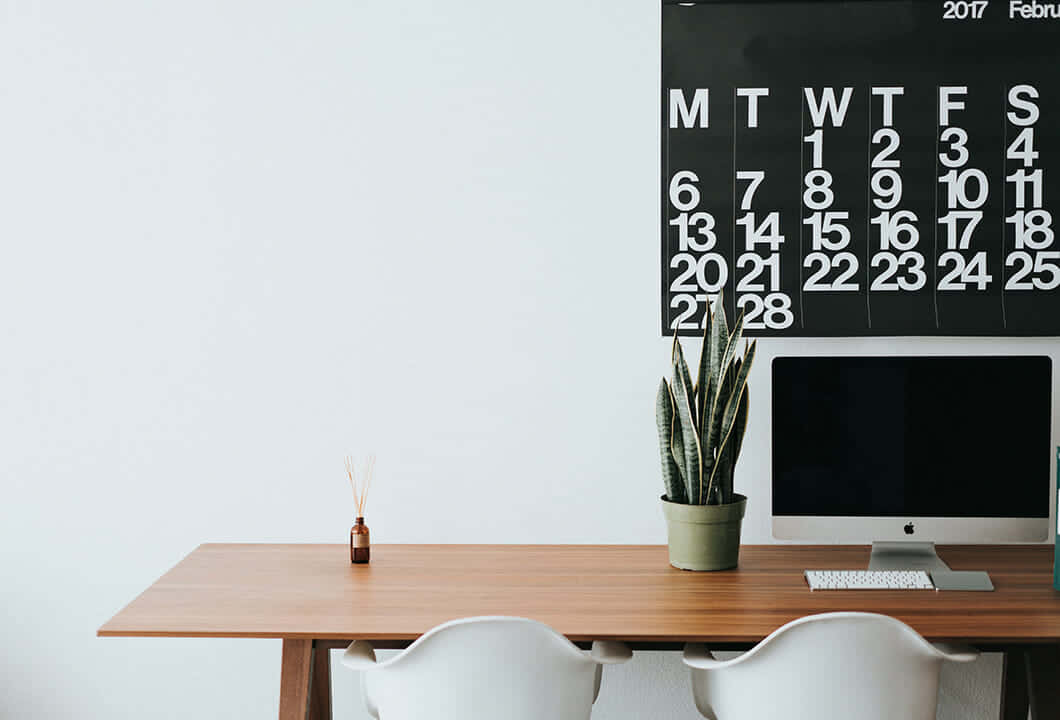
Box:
[340,616,632,720]
[683,612,978,720]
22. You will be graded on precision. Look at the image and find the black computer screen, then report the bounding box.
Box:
[772,356,1051,518]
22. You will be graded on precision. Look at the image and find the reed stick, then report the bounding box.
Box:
[345,454,375,517]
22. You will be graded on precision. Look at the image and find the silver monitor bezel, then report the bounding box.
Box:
[773,515,1048,543]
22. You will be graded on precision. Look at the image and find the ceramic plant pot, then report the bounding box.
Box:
[660,494,747,571]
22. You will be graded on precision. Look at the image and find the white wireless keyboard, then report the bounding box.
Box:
[805,569,935,590]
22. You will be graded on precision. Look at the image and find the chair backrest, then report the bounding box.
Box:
[684,612,978,720]
[356,616,605,720]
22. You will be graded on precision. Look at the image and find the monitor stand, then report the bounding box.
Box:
[868,542,995,590]
[867,542,952,572]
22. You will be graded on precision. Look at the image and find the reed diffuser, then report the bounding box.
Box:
[345,454,374,564]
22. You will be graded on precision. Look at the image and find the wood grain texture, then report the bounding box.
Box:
[98,544,1060,644]
[277,639,312,720]
[308,643,331,720]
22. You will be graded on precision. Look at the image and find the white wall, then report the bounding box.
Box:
[0,1,1049,718]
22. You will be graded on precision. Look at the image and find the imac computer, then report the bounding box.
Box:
[772,355,1051,573]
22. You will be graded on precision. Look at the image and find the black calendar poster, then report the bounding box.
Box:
[662,0,1060,336]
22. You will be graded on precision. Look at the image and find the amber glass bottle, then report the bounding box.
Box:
[350,516,370,563]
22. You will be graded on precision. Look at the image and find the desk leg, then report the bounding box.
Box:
[1000,646,1060,720]
[310,643,332,720]
[1026,646,1060,720]
[278,640,332,720]
[1000,648,1028,720]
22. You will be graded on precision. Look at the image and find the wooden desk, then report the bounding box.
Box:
[98,544,1060,720]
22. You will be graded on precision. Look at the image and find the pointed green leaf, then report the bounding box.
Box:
[702,313,745,483]
[728,343,753,469]
[700,358,729,497]
[731,383,750,466]
[705,340,757,504]
[710,432,732,505]
[705,296,727,419]
[672,339,696,432]
[709,294,729,379]
[670,363,702,503]
[728,357,742,400]
[668,383,687,491]
[712,310,745,426]
[695,302,713,425]
[656,378,686,503]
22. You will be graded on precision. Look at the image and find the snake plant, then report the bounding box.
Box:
[656,294,756,506]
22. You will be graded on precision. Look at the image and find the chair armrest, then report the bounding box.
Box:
[931,642,979,663]
[341,640,378,670]
[682,643,729,669]
[591,640,632,664]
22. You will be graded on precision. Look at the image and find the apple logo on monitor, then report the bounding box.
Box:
[904,523,915,535]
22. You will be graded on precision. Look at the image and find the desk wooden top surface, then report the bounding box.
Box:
[98,543,1060,645]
